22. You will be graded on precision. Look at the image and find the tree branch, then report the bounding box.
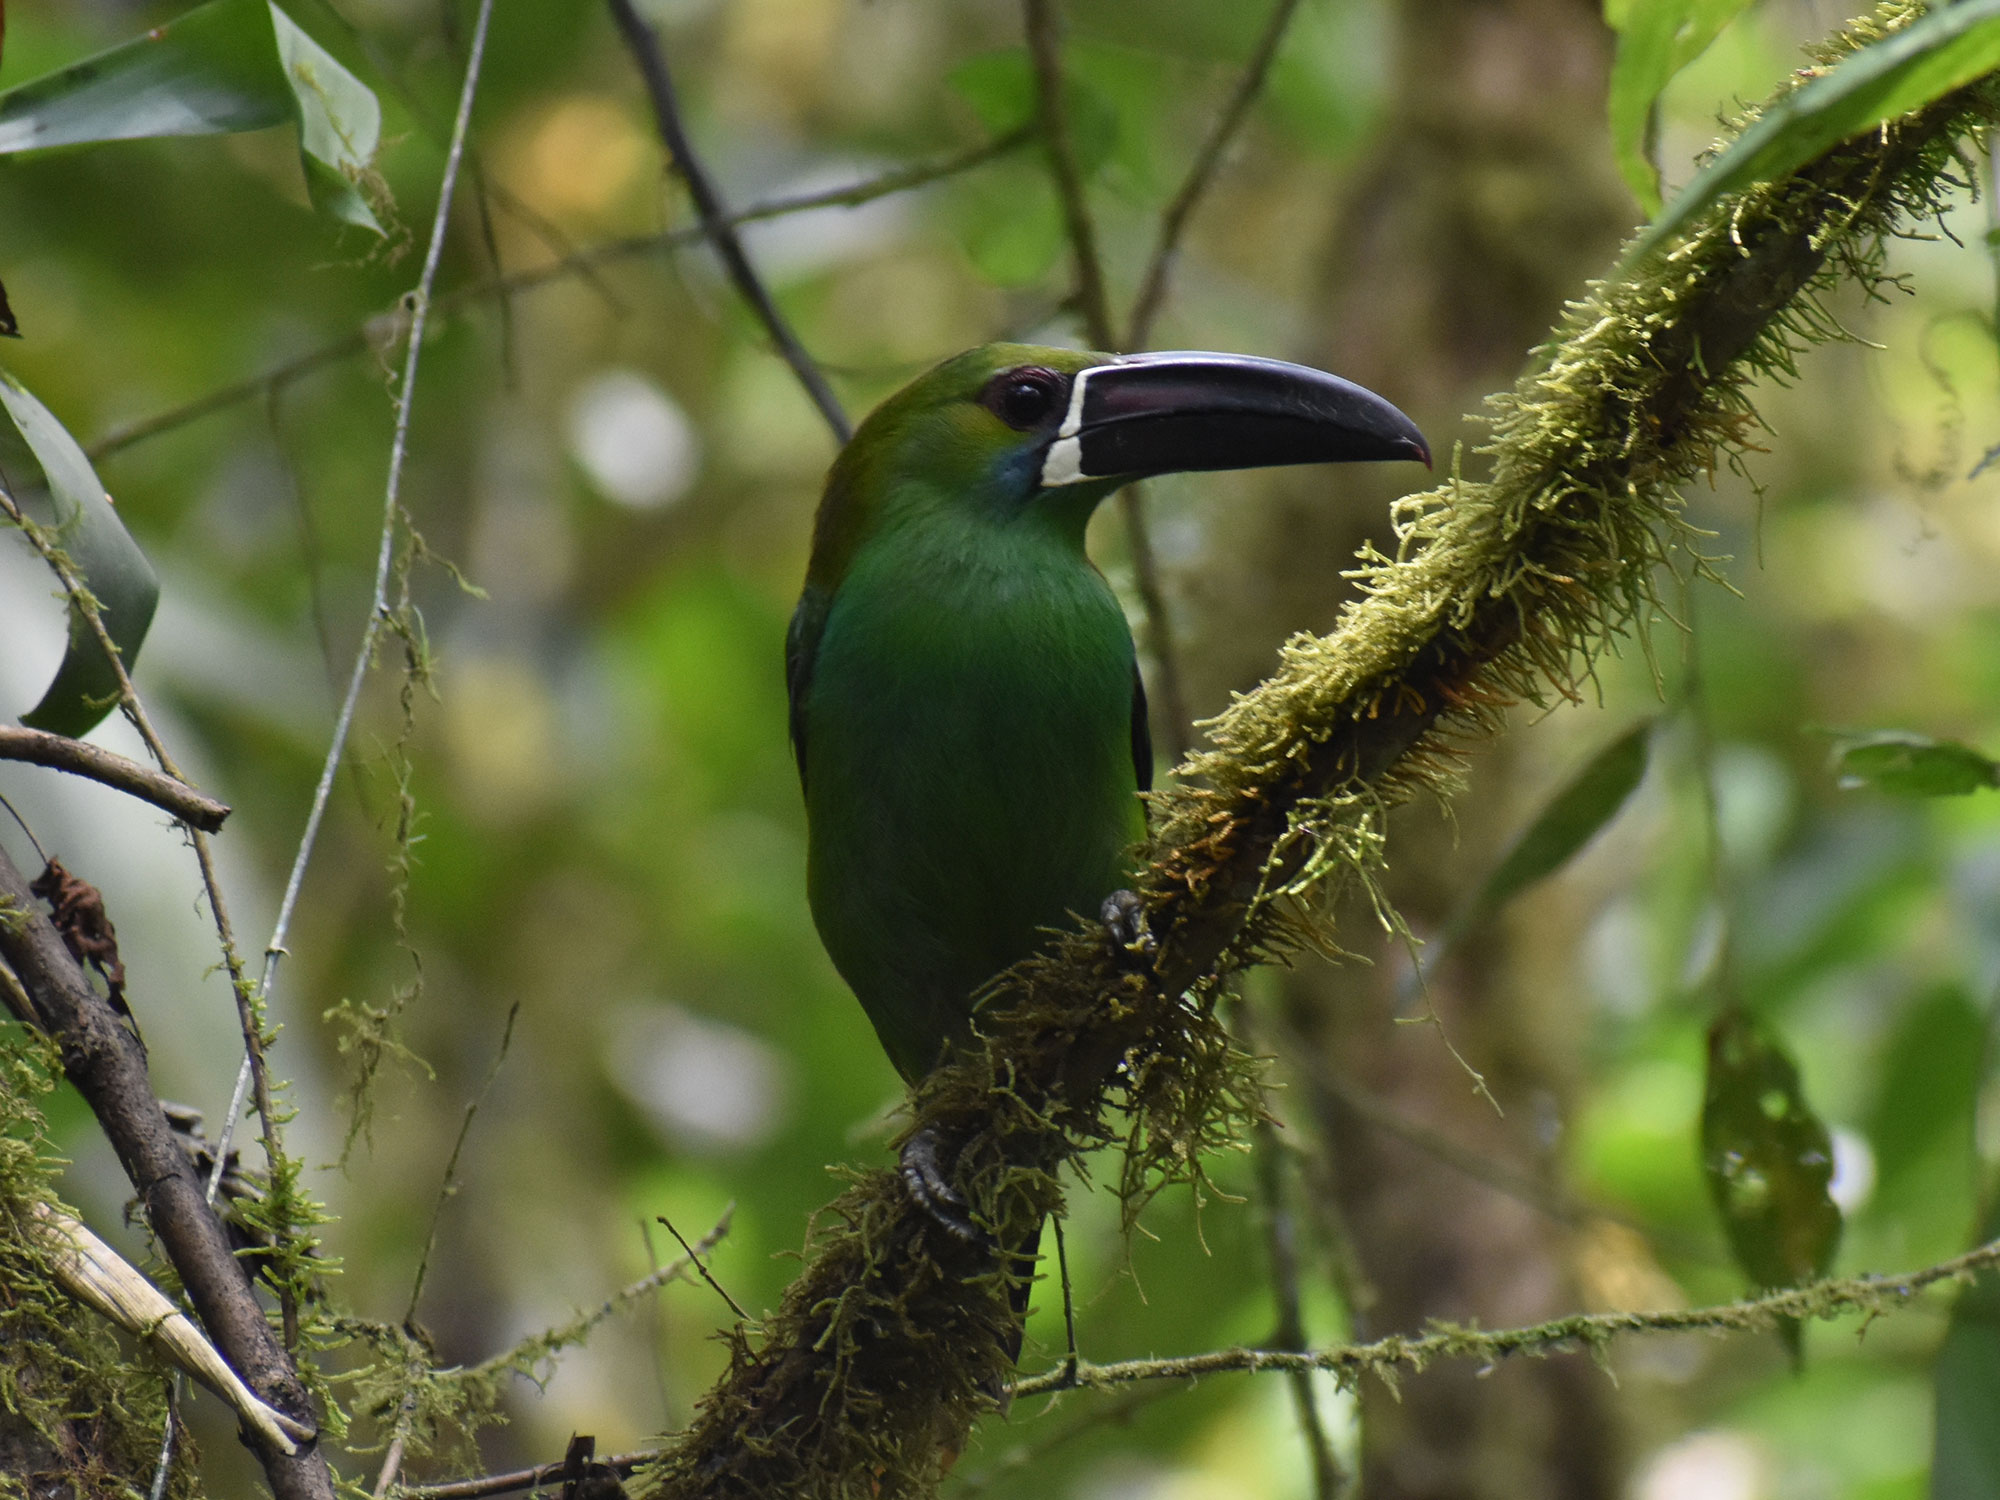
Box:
[1012,1234,2000,1398]
[1126,0,1304,349]
[0,843,334,1500]
[0,726,230,832]
[0,490,280,1290]
[630,8,1996,1496]
[1024,0,1114,348]
[1022,0,1190,763]
[605,0,851,443]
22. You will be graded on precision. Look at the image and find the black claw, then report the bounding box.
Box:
[900,1127,988,1245]
[1100,889,1154,966]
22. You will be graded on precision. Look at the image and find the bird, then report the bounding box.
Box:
[790,342,1426,1082]
[785,342,1427,1314]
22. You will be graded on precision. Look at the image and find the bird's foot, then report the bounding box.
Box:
[900,1127,989,1245]
[1100,889,1155,967]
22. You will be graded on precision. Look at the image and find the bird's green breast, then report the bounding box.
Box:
[802,518,1143,1082]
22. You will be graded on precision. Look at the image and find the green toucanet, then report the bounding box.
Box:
[789,343,1427,1086]
[788,344,1424,1307]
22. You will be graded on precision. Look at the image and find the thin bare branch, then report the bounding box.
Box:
[1022,0,1189,764]
[461,1207,734,1385]
[1023,0,1114,349]
[249,0,495,1064]
[1239,1006,1345,1500]
[1126,0,1304,348]
[399,1449,656,1500]
[85,131,1026,464]
[605,0,851,443]
[0,490,278,1262]
[658,1212,751,1324]
[0,726,230,832]
[405,1002,521,1326]
[1011,1233,2000,1400]
[203,0,499,1296]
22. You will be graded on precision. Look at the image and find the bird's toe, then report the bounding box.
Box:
[1099,888,1154,965]
[900,1127,989,1245]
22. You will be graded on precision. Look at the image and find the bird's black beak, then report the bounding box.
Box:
[1039,351,1429,489]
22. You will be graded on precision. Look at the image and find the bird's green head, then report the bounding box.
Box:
[806,341,1429,588]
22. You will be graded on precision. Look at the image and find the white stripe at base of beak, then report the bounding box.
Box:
[1039,366,1097,488]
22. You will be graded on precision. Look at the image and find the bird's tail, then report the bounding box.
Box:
[997,1215,1044,1402]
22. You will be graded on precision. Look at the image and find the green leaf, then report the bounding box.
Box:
[1832,730,2000,798]
[1702,1007,1843,1363]
[0,0,383,234]
[1932,1185,2000,1500]
[268,4,381,233]
[1471,717,1653,918]
[0,371,159,737]
[1605,0,1755,214]
[1626,0,2000,265]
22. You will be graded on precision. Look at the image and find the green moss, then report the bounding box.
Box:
[635,5,2000,1496]
[0,1033,198,1500]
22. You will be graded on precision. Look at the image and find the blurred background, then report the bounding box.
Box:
[4,0,2000,1496]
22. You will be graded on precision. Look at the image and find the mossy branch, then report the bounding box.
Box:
[1011,1234,2000,1398]
[635,5,1995,1496]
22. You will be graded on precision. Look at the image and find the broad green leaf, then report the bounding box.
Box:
[1605,0,1756,214]
[1626,0,2000,265]
[1472,717,1653,917]
[0,372,159,737]
[0,0,382,234]
[1933,1184,2000,1500]
[1702,1006,1843,1363]
[1833,730,2000,797]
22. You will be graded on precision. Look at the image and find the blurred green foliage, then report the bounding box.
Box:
[4,1,2000,1496]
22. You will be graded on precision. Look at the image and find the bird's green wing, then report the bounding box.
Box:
[786,584,830,792]
[1130,659,1153,794]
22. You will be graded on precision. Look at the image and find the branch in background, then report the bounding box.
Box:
[1011,1234,2000,1399]
[1297,1048,1719,1264]
[0,844,334,1500]
[1022,0,1190,760]
[605,0,852,444]
[0,490,281,1276]
[84,130,1027,464]
[1236,1007,1345,1500]
[240,0,497,1163]
[401,1449,655,1500]
[381,1210,732,1499]
[1023,0,1115,349]
[0,725,231,832]
[1126,0,1303,348]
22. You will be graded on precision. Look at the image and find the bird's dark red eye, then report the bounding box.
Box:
[980,366,1067,430]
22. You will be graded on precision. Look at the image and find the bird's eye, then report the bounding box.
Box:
[980,366,1066,430]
